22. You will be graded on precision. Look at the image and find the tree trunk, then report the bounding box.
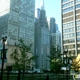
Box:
[7,70,10,80]
[22,68,25,80]
[17,69,21,80]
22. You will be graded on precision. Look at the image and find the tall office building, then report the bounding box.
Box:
[56,23,59,32]
[47,18,56,34]
[35,0,50,70]
[61,0,80,56]
[47,17,61,50]
[51,32,61,49]
[35,8,40,18]
[0,0,35,66]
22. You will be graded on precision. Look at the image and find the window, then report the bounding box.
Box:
[62,0,71,3]
[62,1,73,9]
[63,33,74,39]
[76,9,80,14]
[64,44,75,49]
[76,26,80,30]
[63,39,75,44]
[77,44,80,48]
[77,32,80,36]
[76,0,80,3]
[63,22,74,28]
[76,20,80,25]
[62,6,73,13]
[78,50,80,54]
[63,28,74,33]
[77,38,80,42]
[63,17,73,23]
[76,4,80,9]
[63,11,73,18]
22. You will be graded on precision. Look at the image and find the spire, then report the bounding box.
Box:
[41,0,45,10]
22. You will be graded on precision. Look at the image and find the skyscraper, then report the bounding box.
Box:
[0,0,35,66]
[35,8,40,18]
[47,18,56,34]
[47,17,61,49]
[35,0,50,70]
[61,0,80,56]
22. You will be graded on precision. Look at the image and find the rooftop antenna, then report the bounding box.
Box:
[41,0,45,10]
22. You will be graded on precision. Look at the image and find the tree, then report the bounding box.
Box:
[10,39,37,80]
[71,54,80,73]
[48,44,62,74]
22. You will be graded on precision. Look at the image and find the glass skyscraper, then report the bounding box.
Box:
[0,0,35,65]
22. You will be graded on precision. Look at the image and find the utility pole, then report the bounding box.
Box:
[64,49,68,80]
[1,36,7,80]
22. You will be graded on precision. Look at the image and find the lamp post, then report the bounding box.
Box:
[0,36,7,80]
[64,48,68,80]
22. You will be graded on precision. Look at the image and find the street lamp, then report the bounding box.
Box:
[0,36,7,80]
[64,48,68,80]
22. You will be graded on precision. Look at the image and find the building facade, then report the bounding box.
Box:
[35,3,50,69]
[51,32,61,49]
[47,18,56,34]
[0,0,35,66]
[35,8,40,18]
[61,0,80,56]
[47,17,61,50]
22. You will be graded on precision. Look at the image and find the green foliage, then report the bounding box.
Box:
[10,39,38,80]
[50,59,62,73]
[10,39,36,70]
[50,45,61,60]
[71,57,80,72]
[48,44,62,73]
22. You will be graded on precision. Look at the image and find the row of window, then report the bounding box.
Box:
[63,33,74,39]
[62,0,71,3]
[77,32,80,36]
[77,38,80,42]
[63,9,80,18]
[64,32,80,39]
[63,10,80,19]
[64,44,75,49]
[62,0,80,3]
[63,27,74,33]
[77,44,80,47]
[63,38,80,44]
[62,1,73,9]
[77,26,80,30]
[63,11,73,18]
[62,6,73,13]
[76,4,80,9]
[63,20,80,28]
[64,44,80,49]
[63,17,73,23]
[63,38,75,44]
[62,2,80,13]
[63,22,74,28]
[63,26,80,33]
[76,0,80,3]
